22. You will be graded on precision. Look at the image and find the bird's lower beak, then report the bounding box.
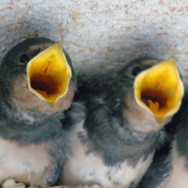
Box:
[134,59,184,123]
[27,43,72,105]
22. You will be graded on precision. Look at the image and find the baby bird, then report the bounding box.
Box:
[59,58,183,188]
[0,38,76,187]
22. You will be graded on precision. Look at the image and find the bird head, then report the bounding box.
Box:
[118,58,184,133]
[0,38,76,121]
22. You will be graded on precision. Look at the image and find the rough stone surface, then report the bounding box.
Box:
[0,0,188,80]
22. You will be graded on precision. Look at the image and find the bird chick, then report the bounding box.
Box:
[59,58,183,188]
[0,38,76,187]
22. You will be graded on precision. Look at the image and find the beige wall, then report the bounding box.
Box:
[0,0,188,83]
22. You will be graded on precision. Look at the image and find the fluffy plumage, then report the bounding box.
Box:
[0,38,76,187]
[59,58,170,188]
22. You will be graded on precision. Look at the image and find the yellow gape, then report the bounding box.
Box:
[27,43,72,105]
[134,59,184,121]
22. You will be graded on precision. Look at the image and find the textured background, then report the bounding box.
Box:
[0,0,188,82]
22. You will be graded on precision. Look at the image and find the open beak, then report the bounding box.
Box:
[134,59,184,122]
[27,43,72,105]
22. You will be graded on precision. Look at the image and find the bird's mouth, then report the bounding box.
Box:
[134,59,184,122]
[27,43,72,105]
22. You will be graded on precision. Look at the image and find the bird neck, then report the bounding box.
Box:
[83,96,161,165]
[0,100,65,144]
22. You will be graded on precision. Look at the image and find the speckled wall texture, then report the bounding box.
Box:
[0,0,188,82]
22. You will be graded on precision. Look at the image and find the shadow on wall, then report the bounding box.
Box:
[85,29,171,74]
[0,9,63,61]
[0,4,181,78]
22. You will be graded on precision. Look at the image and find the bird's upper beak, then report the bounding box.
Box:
[27,43,72,105]
[134,59,184,123]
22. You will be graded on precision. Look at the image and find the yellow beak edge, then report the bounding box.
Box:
[27,43,72,105]
[134,59,184,121]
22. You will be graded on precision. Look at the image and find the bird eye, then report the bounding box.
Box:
[131,66,142,76]
[19,54,30,65]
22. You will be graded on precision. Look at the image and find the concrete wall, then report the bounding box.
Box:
[0,0,188,81]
